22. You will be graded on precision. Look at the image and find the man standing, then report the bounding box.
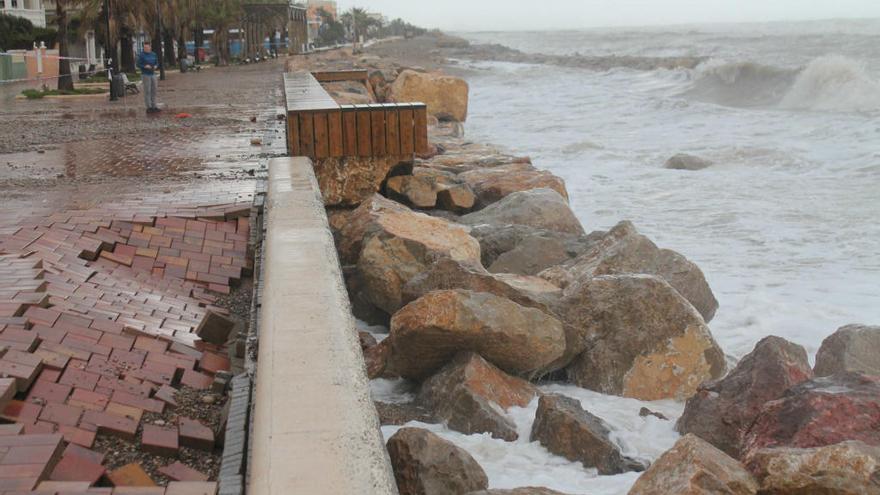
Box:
[136,42,160,114]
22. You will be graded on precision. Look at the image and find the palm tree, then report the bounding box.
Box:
[200,0,243,66]
[56,0,74,90]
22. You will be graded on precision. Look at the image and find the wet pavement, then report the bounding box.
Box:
[0,58,289,491]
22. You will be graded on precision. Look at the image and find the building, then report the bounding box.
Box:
[0,0,46,28]
[306,0,337,44]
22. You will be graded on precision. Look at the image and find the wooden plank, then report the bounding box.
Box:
[288,112,301,156]
[414,104,429,154]
[399,106,415,156]
[342,106,358,156]
[385,105,400,156]
[328,110,344,157]
[311,70,369,83]
[299,113,315,158]
[356,106,372,157]
[370,105,386,156]
[313,112,330,159]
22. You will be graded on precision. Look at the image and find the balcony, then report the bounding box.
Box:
[1,6,47,28]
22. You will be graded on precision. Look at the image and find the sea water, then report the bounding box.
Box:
[373,19,880,494]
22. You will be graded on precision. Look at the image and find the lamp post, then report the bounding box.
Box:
[105,0,117,101]
[156,0,165,81]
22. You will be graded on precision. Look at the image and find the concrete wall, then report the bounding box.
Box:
[249,157,398,495]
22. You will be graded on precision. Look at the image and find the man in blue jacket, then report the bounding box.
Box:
[136,42,160,114]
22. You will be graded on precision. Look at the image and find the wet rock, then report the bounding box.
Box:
[364,339,392,379]
[467,489,571,495]
[746,441,880,495]
[469,223,597,269]
[458,162,569,207]
[375,401,434,426]
[389,70,469,122]
[677,336,813,457]
[814,324,880,377]
[741,372,880,458]
[401,258,560,313]
[388,290,566,380]
[436,184,476,213]
[628,434,758,495]
[387,427,488,495]
[358,331,378,350]
[337,194,412,265]
[560,274,726,401]
[638,408,668,421]
[489,234,572,276]
[664,153,713,171]
[460,188,585,236]
[530,394,645,475]
[313,156,413,207]
[417,352,539,441]
[385,175,438,208]
[356,205,482,314]
[541,221,719,322]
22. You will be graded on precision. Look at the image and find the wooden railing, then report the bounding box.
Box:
[284,72,429,159]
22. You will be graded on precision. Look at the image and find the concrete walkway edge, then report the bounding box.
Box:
[249,157,398,494]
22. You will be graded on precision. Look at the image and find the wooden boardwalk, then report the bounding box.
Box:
[283,71,429,159]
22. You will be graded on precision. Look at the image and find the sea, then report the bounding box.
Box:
[373,19,880,494]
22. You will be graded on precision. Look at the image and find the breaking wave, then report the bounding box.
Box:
[685,56,880,112]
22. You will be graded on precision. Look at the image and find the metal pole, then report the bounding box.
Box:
[105,0,117,101]
[156,0,165,80]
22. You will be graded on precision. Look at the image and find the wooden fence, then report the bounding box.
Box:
[284,72,429,159]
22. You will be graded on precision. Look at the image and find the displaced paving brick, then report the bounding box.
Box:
[57,425,96,448]
[67,388,110,411]
[178,417,214,451]
[104,402,144,424]
[159,461,209,482]
[154,385,178,408]
[79,410,138,441]
[27,380,72,404]
[198,352,230,375]
[141,424,178,457]
[58,367,100,391]
[195,311,235,346]
[38,403,83,427]
[2,400,42,423]
[108,463,156,487]
[49,443,105,484]
[180,370,213,390]
[111,390,164,414]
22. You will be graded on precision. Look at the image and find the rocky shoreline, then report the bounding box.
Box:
[296,34,880,495]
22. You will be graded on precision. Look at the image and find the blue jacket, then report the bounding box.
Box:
[137,51,159,76]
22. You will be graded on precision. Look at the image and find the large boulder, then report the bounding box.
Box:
[664,153,713,171]
[741,373,880,457]
[436,184,476,214]
[541,221,719,322]
[385,175,439,209]
[417,352,539,441]
[313,156,412,207]
[530,394,644,475]
[401,258,560,313]
[814,324,880,377]
[387,427,489,495]
[337,194,414,264]
[389,70,469,122]
[469,224,597,269]
[458,163,569,207]
[460,188,585,236]
[489,234,573,276]
[746,441,880,495]
[676,336,813,457]
[627,434,758,495]
[356,208,482,314]
[388,290,566,380]
[560,274,726,401]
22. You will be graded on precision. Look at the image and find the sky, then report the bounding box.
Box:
[336,0,880,31]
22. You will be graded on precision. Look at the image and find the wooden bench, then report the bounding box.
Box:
[311,69,369,84]
[284,72,429,159]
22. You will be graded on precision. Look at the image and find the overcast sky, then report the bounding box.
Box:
[337,0,880,31]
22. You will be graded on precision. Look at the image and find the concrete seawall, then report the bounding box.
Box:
[249,157,398,494]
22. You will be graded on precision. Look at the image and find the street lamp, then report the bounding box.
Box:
[156,0,165,81]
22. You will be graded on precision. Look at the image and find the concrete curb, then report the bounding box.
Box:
[248,157,398,494]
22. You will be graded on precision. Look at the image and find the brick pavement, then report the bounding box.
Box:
[0,58,288,494]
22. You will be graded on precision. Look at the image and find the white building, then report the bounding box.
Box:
[0,0,46,28]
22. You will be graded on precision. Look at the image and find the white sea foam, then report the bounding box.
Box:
[780,56,880,112]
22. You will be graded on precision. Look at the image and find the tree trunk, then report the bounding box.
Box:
[56,0,74,91]
[120,29,135,73]
[164,30,176,66]
[177,31,187,64]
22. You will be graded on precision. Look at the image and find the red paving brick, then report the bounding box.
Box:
[177,418,214,451]
[141,425,178,457]
[107,462,156,487]
[49,443,105,484]
[159,461,209,482]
